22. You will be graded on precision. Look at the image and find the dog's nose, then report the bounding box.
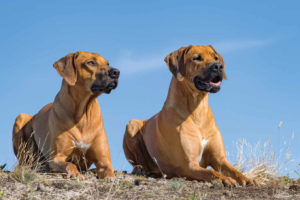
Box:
[210,63,223,73]
[108,68,120,79]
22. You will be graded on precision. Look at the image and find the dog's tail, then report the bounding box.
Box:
[12,113,34,158]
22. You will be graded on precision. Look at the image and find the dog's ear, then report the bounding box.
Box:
[209,45,227,80]
[164,46,191,81]
[53,53,77,86]
[223,72,227,80]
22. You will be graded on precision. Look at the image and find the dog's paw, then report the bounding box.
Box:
[96,168,115,179]
[211,170,237,187]
[252,179,261,185]
[235,177,261,186]
[66,164,84,179]
[246,178,261,186]
[221,176,237,187]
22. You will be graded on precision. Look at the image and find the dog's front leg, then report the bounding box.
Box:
[213,159,261,186]
[50,153,84,179]
[88,134,115,179]
[49,137,84,178]
[184,162,237,186]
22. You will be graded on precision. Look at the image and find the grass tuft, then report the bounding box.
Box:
[12,137,48,183]
[171,181,183,191]
[232,122,295,184]
[294,165,300,178]
[0,164,6,171]
[11,166,38,184]
[187,191,199,200]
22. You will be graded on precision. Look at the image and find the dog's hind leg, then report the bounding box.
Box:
[12,113,43,167]
[13,113,34,157]
[123,119,161,177]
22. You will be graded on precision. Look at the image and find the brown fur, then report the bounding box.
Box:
[13,52,117,179]
[123,45,260,186]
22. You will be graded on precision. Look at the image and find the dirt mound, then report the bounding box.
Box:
[0,171,299,200]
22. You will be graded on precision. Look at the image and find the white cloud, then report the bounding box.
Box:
[116,39,272,75]
[115,50,164,75]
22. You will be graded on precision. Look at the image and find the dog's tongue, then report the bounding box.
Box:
[209,81,221,87]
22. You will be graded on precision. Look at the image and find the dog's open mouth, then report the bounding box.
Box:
[209,76,222,87]
[194,76,222,93]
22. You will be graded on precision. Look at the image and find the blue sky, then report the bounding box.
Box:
[0,1,299,176]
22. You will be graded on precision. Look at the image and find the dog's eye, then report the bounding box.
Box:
[214,56,219,61]
[86,60,97,66]
[193,55,203,61]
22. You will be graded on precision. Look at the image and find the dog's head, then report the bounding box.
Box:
[53,51,120,95]
[165,45,226,93]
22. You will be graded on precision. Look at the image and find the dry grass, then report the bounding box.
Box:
[295,165,300,178]
[232,121,295,184]
[11,166,38,184]
[0,171,299,200]
[11,138,48,183]
[11,134,94,184]
[233,138,279,184]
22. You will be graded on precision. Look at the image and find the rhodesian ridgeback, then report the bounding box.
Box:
[123,45,260,186]
[13,51,119,179]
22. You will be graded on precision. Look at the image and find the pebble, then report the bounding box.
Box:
[37,183,46,192]
[289,185,300,191]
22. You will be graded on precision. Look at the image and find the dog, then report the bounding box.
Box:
[13,51,119,179]
[123,45,260,186]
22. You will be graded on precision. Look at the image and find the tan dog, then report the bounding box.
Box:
[123,45,260,186]
[13,51,119,179]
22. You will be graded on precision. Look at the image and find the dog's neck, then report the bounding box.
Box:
[55,80,98,122]
[163,77,209,122]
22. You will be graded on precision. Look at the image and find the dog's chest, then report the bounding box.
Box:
[72,140,91,153]
[70,123,98,153]
[198,139,208,164]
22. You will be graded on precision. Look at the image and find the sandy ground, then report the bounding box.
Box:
[0,170,299,200]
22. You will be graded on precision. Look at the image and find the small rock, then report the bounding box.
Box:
[134,179,141,186]
[192,180,198,184]
[223,190,232,197]
[262,193,269,199]
[289,184,300,191]
[52,182,65,189]
[267,188,275,196]
[220,195,226,200]
[206,182,213,187]
[37,183,46,192]
[104,177,115,183]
